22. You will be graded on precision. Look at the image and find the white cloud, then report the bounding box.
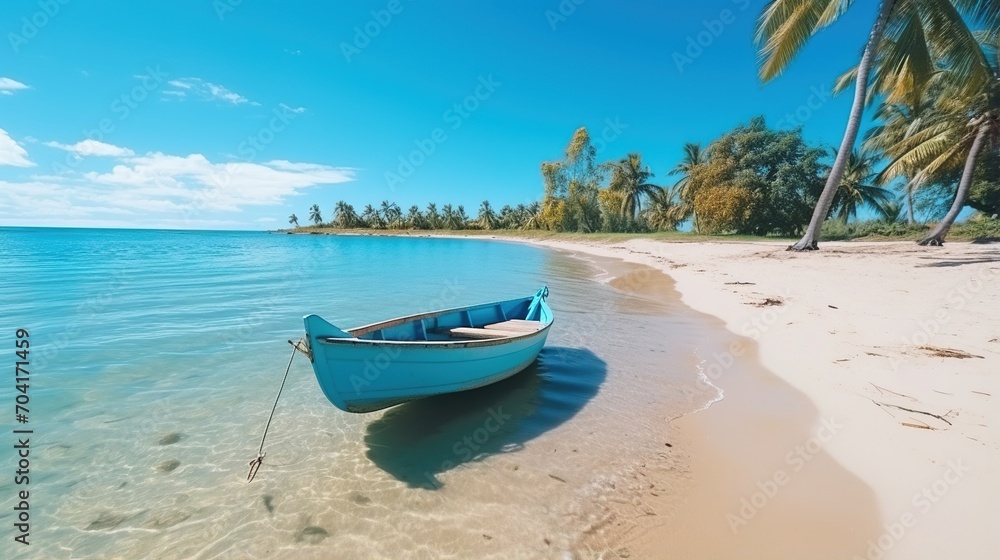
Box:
[84,153,354,210]
[44,139,136,157]
[0,77,29,95]
[0,128,34,167]
[162,78,259,106]
[0,143,354,227]
[279,103,306,114]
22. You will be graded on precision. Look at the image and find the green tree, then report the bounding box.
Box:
[669,142,706,231]
[538,127,604,231]
[604,152,659,222]
[380,200,402,229]
[360,204,381,228]
[477,200,498,229]
[308,204,322,225]
[756,0,999,250]
[643,184,690,231]
[831,147,894,222]
[686,117,828,236]
[425,203,442,229]
[878,32,999,244]
[288,213,299,227]
[333,201,358,228]
[406,205,425,229]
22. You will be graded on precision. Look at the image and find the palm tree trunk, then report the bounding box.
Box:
[918,123,989,246]
[788,0,896,251]
[906,183,915,224]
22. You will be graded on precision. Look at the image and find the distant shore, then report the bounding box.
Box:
[288,227,999,558]
[276,223,997,244]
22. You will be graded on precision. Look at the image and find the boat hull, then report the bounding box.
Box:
[303,288,552,413]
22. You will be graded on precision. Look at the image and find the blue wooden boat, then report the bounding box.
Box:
[302,286,552,413]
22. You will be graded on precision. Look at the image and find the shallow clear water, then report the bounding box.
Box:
[0,228,717,559]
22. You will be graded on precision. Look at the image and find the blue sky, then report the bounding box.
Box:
[0,0,883,229]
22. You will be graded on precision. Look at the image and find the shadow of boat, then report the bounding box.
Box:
[363,346,607,488]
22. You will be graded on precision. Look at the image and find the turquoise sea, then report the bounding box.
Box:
[0,228,720,559]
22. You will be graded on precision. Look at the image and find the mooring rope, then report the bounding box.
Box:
[247,338,307,483]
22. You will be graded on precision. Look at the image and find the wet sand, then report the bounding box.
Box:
[516,238,999,560]
[571,256,882,558]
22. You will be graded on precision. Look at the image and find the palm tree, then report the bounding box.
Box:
[441,204,456,229]
[881,33,999,245]
[308,204,322,225]
[333,201,358,228]
[878,199,905,223]
[454,205,470,229]
[668,142,706,231]
[643,185,690,231]
[865,99,936,224]
[831,147,894,221]
[477,200,498,229]
[288,213,299,227]
[756,0,1000,250]
[604,153,660,221]
[425,203,441,229]
[522,201,541,229]
[406,205,425,229]
[380,200,402,229]
[360,204,380,228]
[499,205,516,229]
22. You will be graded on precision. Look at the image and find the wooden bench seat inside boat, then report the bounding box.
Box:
[447,327,526,339]
[483,320,544,332]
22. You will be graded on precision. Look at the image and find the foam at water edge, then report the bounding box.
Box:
[688,358,725,416]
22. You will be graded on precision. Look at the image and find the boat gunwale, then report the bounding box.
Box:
[316,321,553,348]
[343,296,550,337]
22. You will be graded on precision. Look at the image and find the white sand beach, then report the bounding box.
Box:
[515,238,999,559]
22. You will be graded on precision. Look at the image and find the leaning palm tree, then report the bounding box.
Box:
[642,184,691,231]
[604,153,660,221]
[881,31,999,245]
[308,204,322,225]
[756,0,1000,250]
[831,147,894,221]
[288,213,299,227]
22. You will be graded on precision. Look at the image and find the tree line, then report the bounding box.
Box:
[291,1,999,247]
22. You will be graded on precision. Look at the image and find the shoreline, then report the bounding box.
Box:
[552,247,882,558]
[517,237,999,558]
